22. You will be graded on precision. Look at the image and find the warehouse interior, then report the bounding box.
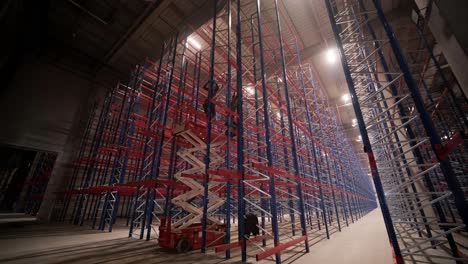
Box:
[0,0,467,263]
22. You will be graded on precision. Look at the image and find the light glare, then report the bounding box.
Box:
[245,86,254,95]
[187,36,201,50]
[326,48,337,64]
[342,94,351,103]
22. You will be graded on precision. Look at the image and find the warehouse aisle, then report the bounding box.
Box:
[0,209,393,264]
[296,208,393,264]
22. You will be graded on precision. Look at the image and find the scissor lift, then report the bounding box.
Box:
[158,123,227,253]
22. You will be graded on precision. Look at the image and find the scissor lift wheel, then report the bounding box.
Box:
[176,237,192,253]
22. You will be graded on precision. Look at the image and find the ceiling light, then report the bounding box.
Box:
[326,48,338,64]
[342,94,351,103]
[187,36,201,50]
[245,86,254,95]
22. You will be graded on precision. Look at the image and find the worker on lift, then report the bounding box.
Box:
[202,80,239,136]
[202,81,220,119]
[227,92,238,136]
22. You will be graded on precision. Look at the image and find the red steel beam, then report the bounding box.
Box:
[255,235,307,261]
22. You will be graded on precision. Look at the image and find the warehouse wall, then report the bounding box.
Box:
[0,57,98,220]
[414,0,468,96]
[0,59,90,152]
[434,0,468,56]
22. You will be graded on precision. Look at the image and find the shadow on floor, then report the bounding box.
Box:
[0,224,108,239]
[0,236,231,264]
[0,220,309,264]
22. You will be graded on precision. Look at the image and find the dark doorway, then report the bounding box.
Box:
[0,145,57,215]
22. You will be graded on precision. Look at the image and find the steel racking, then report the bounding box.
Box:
[58,0,378,263]
[24,152,57,215]
[325,0,468,263]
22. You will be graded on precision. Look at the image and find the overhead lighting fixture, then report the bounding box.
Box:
[187,36,201,50]
[326,48,338,64]
[245,85,255,95]
[342,94,351,103]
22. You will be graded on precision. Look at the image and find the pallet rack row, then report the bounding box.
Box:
[325,0,468,263]
[0,150,57,215]
[55,0,377,263]
[23,152,57,215]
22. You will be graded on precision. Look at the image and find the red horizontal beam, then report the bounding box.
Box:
[214,235,270,253]
[255,235,307,261]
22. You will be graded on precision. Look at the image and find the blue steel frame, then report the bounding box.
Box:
[201,0,220,253]
[58,103,97,222]
[60,1,381,264]
[325,0,468,262]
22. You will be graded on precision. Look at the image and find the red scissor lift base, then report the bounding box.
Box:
[158,218,226,253]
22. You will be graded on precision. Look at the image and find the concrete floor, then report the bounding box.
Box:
[0,213,36,224]
[295,208,393,264]
[0,209,393,264]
